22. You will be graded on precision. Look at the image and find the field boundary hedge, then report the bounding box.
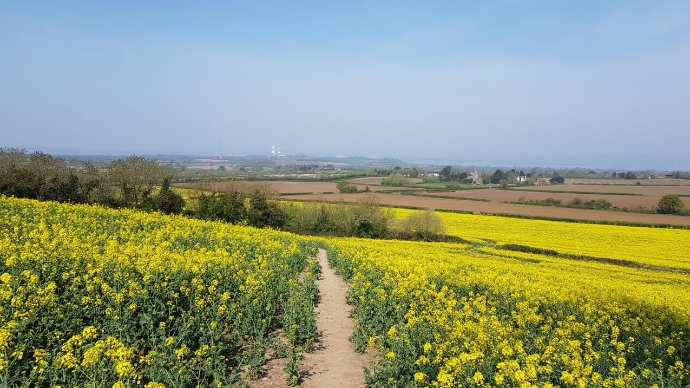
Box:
[277,198,690,230]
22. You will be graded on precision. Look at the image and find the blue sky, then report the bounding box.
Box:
[1,1,689,168]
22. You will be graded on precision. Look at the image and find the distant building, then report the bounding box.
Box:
[471,168,483,185]
[426,172,440,177]
[536,178,550,185]
[516,175,527,183]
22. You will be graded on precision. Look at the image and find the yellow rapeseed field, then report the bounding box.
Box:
[325,236,690,387]
[2,196,689,387]
[394,209,690,271]
[0,196,319,387]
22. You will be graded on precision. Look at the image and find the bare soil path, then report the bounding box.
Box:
[300,249,370,388]
[249,249,370,388]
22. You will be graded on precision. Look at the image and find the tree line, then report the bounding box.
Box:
[0,148,184,213]
[0,149,449,241]
[513,194,687,216]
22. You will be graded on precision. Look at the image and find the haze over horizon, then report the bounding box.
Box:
[1,1,689,169]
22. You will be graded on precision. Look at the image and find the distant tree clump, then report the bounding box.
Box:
[490,170,506,184]
[439,166,471,183]
[336,180,359,193]
[440,166,452,182]
[657,194,686,215]
[671,171,690,179]
[381,174,411,186]
[0,148,96,204]
[550,175,565,184]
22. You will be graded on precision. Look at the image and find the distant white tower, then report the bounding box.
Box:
[473,167,483,185]
[271,146,276,157]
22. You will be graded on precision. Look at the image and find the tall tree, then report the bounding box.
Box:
[490,170,505,184]
[440,166,452,182]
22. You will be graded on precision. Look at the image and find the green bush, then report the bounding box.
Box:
[594,199,613,210]
[246,194,288,229]
[196,192,246,224]
[543,197,562,206]
[658,194,685,215]
[395,211,445,241]
[140,178,185,214]
[550,175,565,184]
[347,197,392,238]
[280,197,393,238]
[336,180,358,193]
[195,190,287,229]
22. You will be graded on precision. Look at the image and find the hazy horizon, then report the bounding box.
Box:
[2,1,689,169]
[7,147,687,171]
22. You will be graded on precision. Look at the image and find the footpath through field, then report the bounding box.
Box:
[300,249,370,387]
[249,249,370,387]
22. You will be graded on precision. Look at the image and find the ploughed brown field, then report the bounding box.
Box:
[259,181,421,193]
[349,177,386,185]
[566,178,690,186]
[256,181,338,194]
[418,189,690,209]
[285,193,690,226]
[515,184,690,196]
[176,181,420,194]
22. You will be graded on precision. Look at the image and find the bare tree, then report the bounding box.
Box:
[108,156,166,207]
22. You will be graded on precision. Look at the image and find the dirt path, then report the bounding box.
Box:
[300,249,370,387]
